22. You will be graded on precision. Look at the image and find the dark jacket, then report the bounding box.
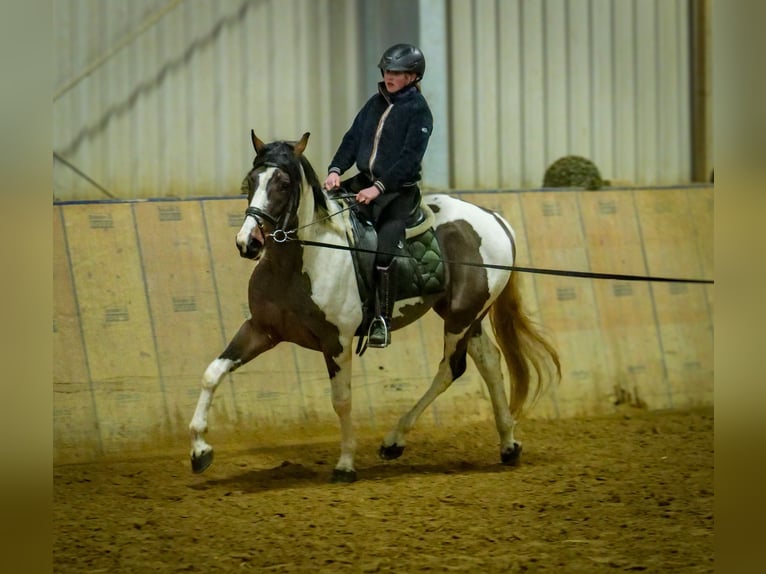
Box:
[328,82,433,194]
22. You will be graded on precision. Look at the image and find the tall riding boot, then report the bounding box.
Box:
[368,262,396,348]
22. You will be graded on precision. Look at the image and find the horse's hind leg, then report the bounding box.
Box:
[189,319,274,473]
[379,332,465,460]
[467,328,521,465]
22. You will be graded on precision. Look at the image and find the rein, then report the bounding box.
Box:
[246,173,714,285]
[261,191,359,243]
[281,234,715,285]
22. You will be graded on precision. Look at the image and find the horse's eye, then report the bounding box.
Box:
[240,178,250,195]
[275,171,290,185]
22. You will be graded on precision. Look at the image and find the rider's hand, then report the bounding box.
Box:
[324,172,341,191]
[355,185,381,205]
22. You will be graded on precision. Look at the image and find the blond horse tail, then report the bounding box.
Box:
[488,271,561,417]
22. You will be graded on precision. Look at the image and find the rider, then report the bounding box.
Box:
[323,43,433,348]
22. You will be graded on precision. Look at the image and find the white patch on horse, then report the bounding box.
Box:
[430,193,514,306]
[300,194,362,340]
[236,166,278,254]
[189,357,236,458]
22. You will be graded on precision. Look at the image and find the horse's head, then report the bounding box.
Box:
[236,130,310,260]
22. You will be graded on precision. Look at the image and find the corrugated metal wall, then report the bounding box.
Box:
[53,0,699,200]
[53,0,362,201]
[448,0,692,189]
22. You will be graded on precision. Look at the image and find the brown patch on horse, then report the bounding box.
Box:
[241,131,342,377]
[247,242,344,361]
[433,220,492,333]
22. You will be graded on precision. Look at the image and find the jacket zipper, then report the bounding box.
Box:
[368,103,393,179]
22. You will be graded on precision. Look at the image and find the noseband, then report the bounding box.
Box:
[244,205,295,243]
[245,205,279,228]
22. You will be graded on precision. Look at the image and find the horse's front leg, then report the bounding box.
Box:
[189,319,274,473]
[325,344,357,483]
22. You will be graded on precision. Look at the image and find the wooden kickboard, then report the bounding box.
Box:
[133,200,231,435]
[579,190,667,410]
[53,187,714,461]
[634,189,714,408]
[61,203,166,454]
[519,191,609,416]
[53,206,101,462]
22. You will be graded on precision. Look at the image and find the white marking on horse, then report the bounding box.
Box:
[236,166,278,254]
[430,194,514,307]
[302,229,362,338]
[189,357,236,459]
[294,172,362,341]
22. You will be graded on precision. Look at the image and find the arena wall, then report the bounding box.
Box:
[53,186,713,464]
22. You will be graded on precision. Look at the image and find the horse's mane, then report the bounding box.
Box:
[299,154,330,218]
[253,140,329,218]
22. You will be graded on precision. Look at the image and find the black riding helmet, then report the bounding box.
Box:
[377,43,425,82]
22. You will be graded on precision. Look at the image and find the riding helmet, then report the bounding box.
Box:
[377,43,426,82]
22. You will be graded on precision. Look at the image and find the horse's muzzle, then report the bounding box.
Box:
[236,237,263,260]
[236,221,267,259]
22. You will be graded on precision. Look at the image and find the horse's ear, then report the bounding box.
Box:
[251,129,265,154]
[293,132,310,156]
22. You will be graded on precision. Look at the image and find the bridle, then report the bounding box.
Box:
[243,163,357,244]
[242,162,300,243]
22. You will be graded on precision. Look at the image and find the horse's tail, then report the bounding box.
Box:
[488,271,561,418]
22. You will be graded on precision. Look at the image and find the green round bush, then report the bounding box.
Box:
[543,155,604,190]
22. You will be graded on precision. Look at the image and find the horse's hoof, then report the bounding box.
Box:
[191,449,214,474]
[501,442,522,466]
[330,468,357,483]
[379,443,405,460]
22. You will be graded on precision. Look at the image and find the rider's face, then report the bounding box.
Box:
[383,70,416,93]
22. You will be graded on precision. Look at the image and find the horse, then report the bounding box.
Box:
[188,131,561,482]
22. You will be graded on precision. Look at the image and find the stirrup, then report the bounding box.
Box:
[367,316,391,348]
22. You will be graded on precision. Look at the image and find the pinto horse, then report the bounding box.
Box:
[189,131,561,482]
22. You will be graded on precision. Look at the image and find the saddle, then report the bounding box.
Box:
[334,195,446,352]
